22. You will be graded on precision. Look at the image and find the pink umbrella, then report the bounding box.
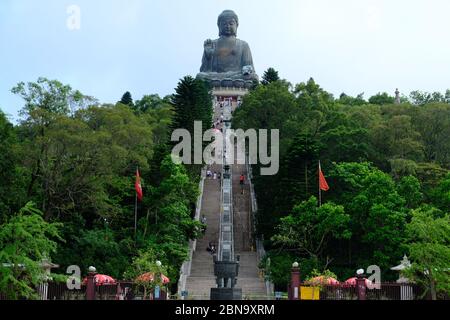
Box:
[306,276,340,285]
[136,272,170,285]
[344,277,372,286]
[82,274,117,286]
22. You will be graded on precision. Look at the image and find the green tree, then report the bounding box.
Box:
[430,173,450,211]
[11,78,95,203]
[233,80,298,155]
[397,175,423,209]
[141,155,202,283]
[389,158,419,178]
[319,110,371,163]
[403,207,450,300]
[142,103,174,145]
[371,115,424,165]
[413,104,450,166]
[295,78,335,112]
[134,94,172,114]
[232,81,302,239]
[337,93,367,106]
[368,92,395,105]
[0,202,62,299]
[261,67,280,85]
[66,228,129,279]
[409,90,449,105]
[346,165,408,272]
[170,76,212,174]
[119,91,134,107]
[124,249,169,299]
[328,163,409,277]
[294,78,335,137]
[259,251,298,289]
[0,111,22,221]
[171,76,212,133]
[271,197,351,270]
[415,162,449,201]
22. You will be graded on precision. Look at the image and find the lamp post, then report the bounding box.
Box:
[155,261,162,300]
[86,266,97,300]
[289,262,300,300]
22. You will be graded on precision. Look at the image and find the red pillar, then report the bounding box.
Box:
[356,273,366,301]
[86,270,97,300]
[290,262,300,300]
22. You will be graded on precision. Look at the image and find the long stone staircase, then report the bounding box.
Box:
[185,166,221,299]
[184,98,268,300]
[233,163,267,299]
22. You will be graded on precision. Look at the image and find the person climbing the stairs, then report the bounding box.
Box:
[240,173,245,195]
[201,215,207,235]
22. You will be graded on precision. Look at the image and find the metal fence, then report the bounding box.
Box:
[41,282,86,300]
[0,281,171,300]
[0,281,436,300]
[320,285,358,300]
[317,282,423,300]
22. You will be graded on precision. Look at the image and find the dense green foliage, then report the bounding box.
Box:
[261,68,280,85]
[0,77,210,296]
[1,74,449,299]
[0,111,19,221]
[368,92,395,105]
[170,76,212,177]
[233,77,450,297]
[0,202,62,299]
[403,207,450,300]
[119,91,134,107]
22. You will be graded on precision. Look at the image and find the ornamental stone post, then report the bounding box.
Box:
[289,262,300,300]
[86,266,97,300]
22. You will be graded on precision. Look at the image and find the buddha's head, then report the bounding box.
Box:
[218,10,239,37]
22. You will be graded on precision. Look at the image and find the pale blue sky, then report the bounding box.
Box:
[1,0,450,122]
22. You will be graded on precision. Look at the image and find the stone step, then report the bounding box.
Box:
[185,162,221,298]
[236,277,267,298]
[185,101,267,301]
[185,277,217,300]
[232,162,252,252]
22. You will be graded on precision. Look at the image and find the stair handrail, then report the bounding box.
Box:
[177,169,206,299]
[246,156,275,299]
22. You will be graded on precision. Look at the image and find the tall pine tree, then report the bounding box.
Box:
[119,91,134,106]
[171,76,212,175]
[171,76,212,133]
[261,67,280,85]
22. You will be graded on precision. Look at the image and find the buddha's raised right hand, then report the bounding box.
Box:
[204,39,214,57]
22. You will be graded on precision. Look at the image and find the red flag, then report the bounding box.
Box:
[135,169,143,201]
[319,162,330,192]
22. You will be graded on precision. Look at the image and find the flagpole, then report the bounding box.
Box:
[135,166,138,242]
[318,161,322,207]
[135,191,138,240]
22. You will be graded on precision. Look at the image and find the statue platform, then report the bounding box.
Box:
[212,86,249,99]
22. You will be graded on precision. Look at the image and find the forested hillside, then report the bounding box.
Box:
[1,74,449,299]
[233,75,450,298]
[0,76,211,298]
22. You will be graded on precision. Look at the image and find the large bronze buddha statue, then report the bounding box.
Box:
[197,10,259,87]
